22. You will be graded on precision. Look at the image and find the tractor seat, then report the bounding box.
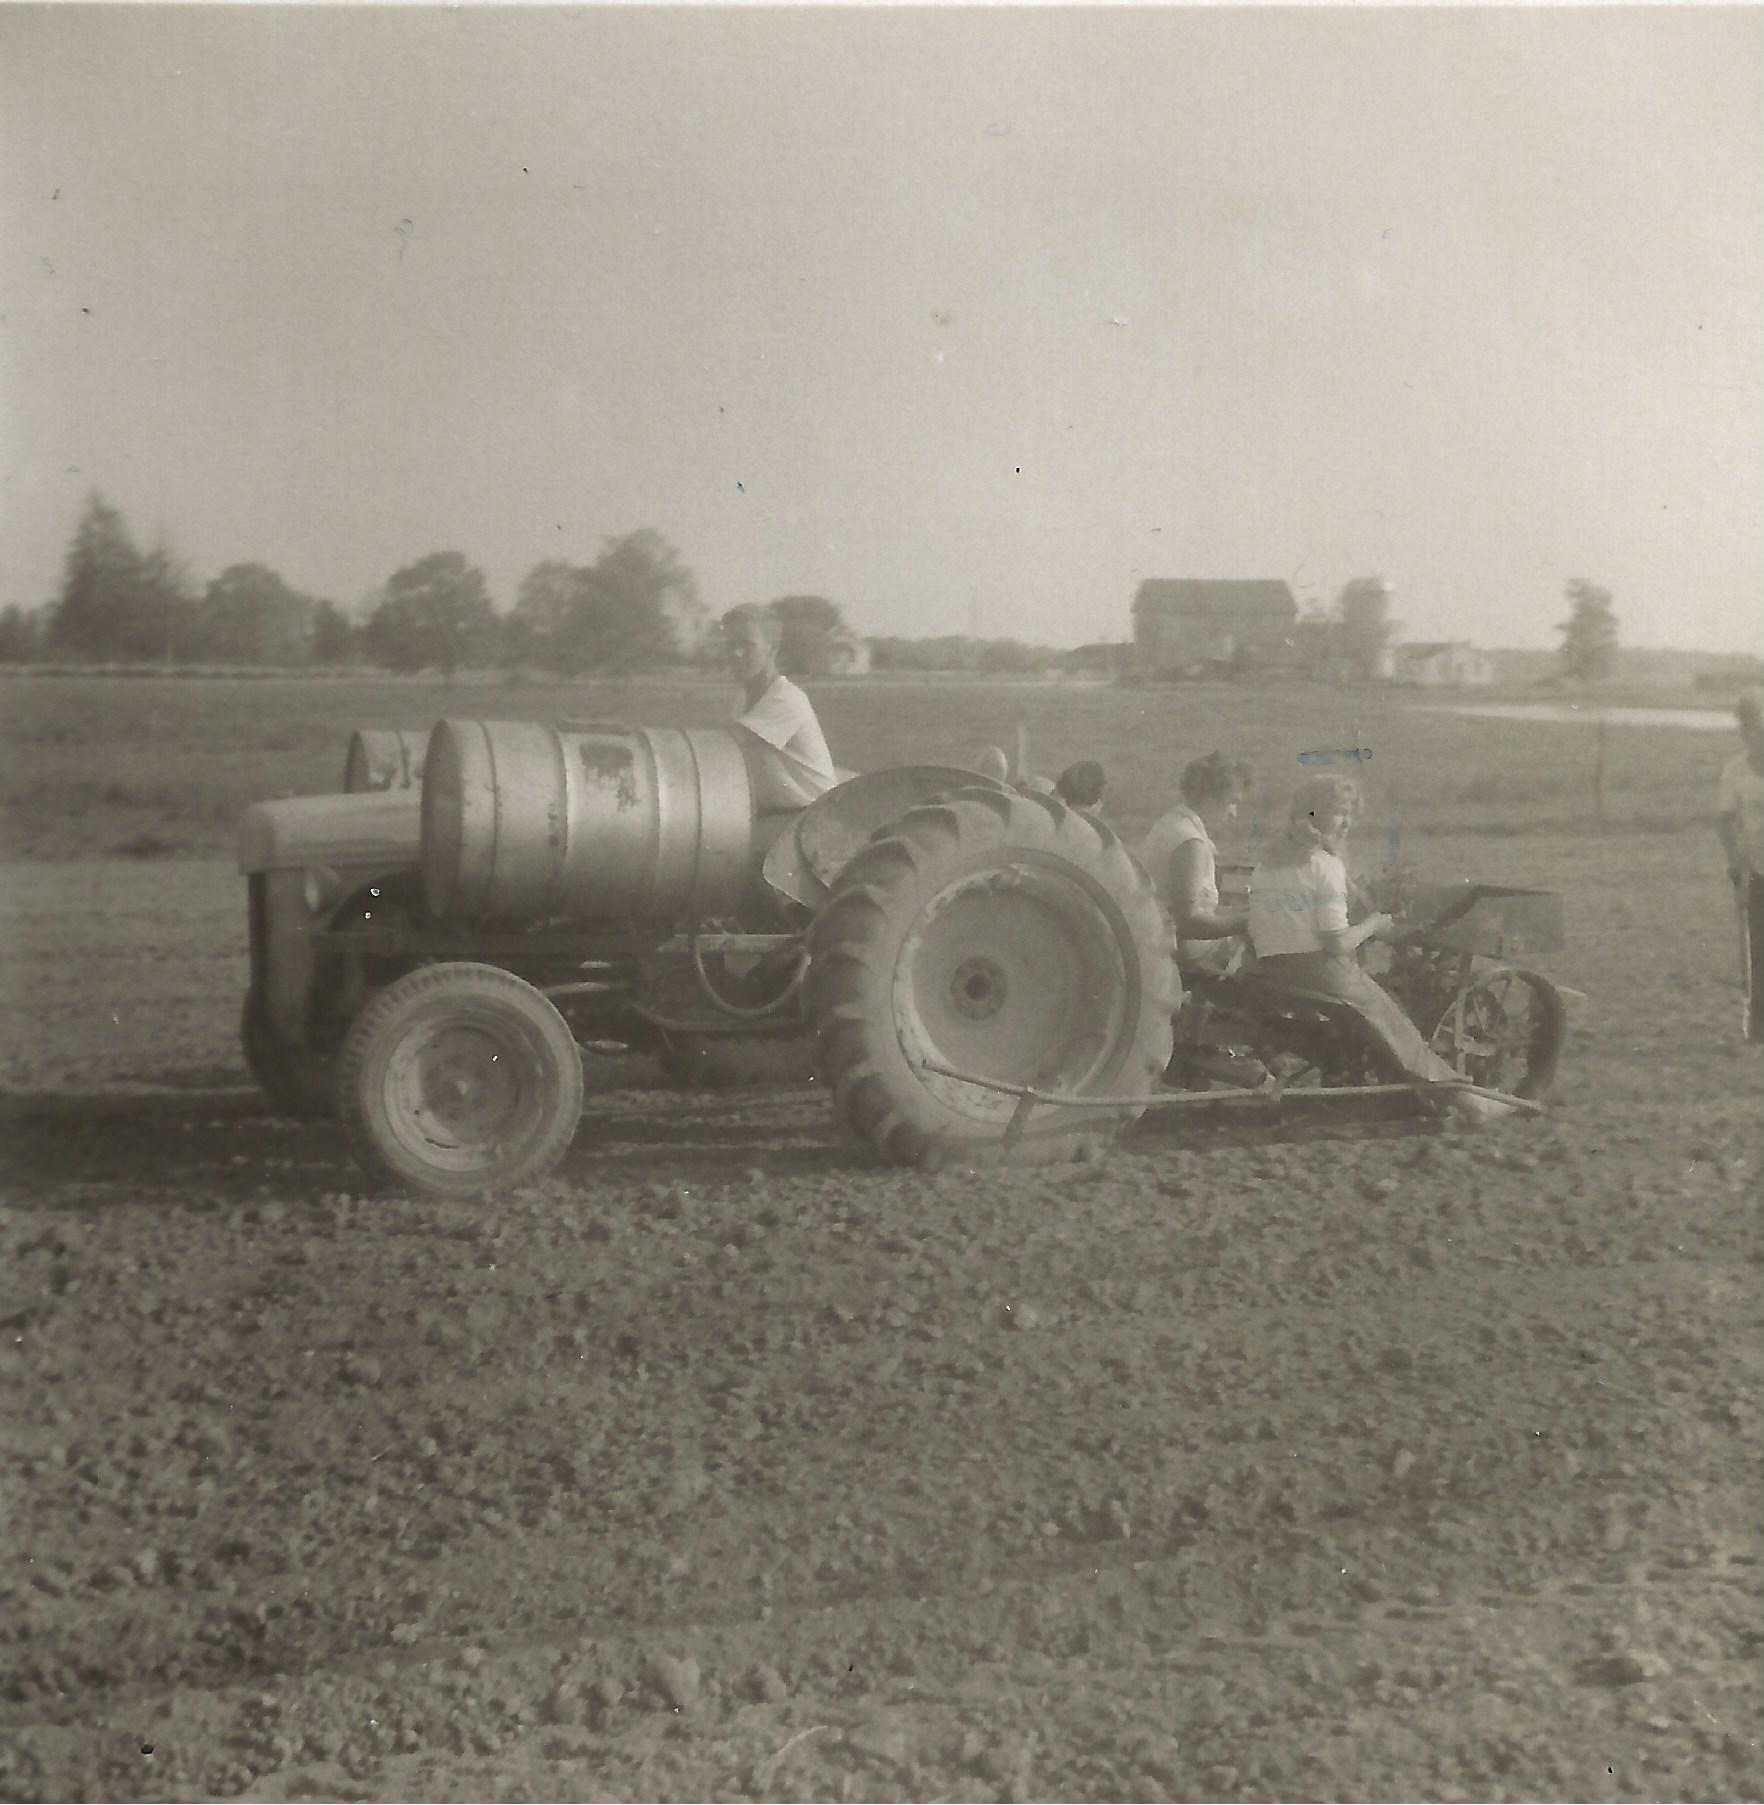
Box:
[1185,968,1348,1022]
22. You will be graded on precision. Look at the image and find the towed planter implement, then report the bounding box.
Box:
[916,1054,1546,1155]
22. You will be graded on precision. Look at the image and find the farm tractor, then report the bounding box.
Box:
[239,720,1570,1199]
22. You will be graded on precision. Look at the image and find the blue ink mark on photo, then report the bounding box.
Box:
[1297,747,1373,766]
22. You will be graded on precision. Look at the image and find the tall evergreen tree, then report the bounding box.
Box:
[46,493,141,657]
[1557,579,1619,683]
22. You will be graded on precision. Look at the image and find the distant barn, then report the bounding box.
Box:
[1131,579,1299,676]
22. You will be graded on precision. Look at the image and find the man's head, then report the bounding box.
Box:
[1738,686,1764,768]
[721,606,781,688]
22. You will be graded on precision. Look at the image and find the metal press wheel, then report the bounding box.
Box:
[806,788,1178,1167]
[336,962,585,1198]
[1429,964,1567,1101]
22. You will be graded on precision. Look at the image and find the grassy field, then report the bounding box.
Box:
[0,670,1734,863]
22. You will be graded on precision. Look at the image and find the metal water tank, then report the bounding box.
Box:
[420,719,758,925]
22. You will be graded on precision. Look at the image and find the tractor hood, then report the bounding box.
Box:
[238,790,423,876]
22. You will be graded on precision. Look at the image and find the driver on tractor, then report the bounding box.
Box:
[721,604,839,812]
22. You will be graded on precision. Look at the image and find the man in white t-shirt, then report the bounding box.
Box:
[1716,686,1764,1044]
[721,605,838,812]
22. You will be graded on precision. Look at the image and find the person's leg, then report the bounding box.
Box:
[1744,873,1764,1043]
[1310,960,1464,1086]
[1259,950,1507,1118]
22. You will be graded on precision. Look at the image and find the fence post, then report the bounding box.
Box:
[1014,722,1030,783]
[1593,715,1608,824]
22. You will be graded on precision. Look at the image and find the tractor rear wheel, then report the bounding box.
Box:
[337,962,585,1198]
[806,789,1177,1167]
[240,987,336,1119]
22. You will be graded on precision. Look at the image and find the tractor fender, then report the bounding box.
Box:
[762,765,1013,910]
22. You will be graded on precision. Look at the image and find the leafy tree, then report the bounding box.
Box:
[1557,578,1619,683]
[198,563,315,665]
[511,561,584,641]
[506,535,707,675]
[362,551,496,677]
[0,604,40,663]
[508,560,596,674]
[977,637,1045,675]
[867,636,912,672]
[309,600,357,666]
[769,595,852,676]
[138,540,204,662]
[584,529,704,669]
[1334,577,1396,683]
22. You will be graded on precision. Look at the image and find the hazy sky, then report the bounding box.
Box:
[3,5,1760,650]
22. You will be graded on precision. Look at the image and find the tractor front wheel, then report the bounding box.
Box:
[240,987,336,1119]
[806,789,1177,1167]
[337,963,585,1198]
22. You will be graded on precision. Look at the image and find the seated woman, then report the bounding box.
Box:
[1248,774,1510,1122]
[1055,760,1108,812]
[1139,752,1253,975]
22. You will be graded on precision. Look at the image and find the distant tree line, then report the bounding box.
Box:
[10,494,1635,689]
[1,493,1084,681]
[5,494,722,678]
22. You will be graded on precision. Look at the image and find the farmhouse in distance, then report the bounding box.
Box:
[1131,578,1299,677]
[1392,640,1496,687]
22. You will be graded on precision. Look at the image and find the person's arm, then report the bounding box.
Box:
[1168,839,1247,939]
[1320,912,1393,956]
[1310,854,1391,958]
[1715,764,1745,882]
[1717,815,1743,882]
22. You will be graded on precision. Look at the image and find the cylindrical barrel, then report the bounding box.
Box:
[343,729,426,794]
[421,719,758,925]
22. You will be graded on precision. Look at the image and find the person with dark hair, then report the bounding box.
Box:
[1248,775,1510,1122]
[1054,760,1108,811]
[1717,685,1764,1043]
[1138,751,1252,974]
[721,605,837,810]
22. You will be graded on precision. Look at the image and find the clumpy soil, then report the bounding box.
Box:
[1,835,1759,1802]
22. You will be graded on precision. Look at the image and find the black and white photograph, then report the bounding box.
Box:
[1,3,1760,1799]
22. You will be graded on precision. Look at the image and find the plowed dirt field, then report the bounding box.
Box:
[2,829,1760,1802]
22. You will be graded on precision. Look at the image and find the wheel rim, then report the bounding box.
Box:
[1432,971,1545,1093]
[378,1007,555,1174]
[893,862,1131,1121]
